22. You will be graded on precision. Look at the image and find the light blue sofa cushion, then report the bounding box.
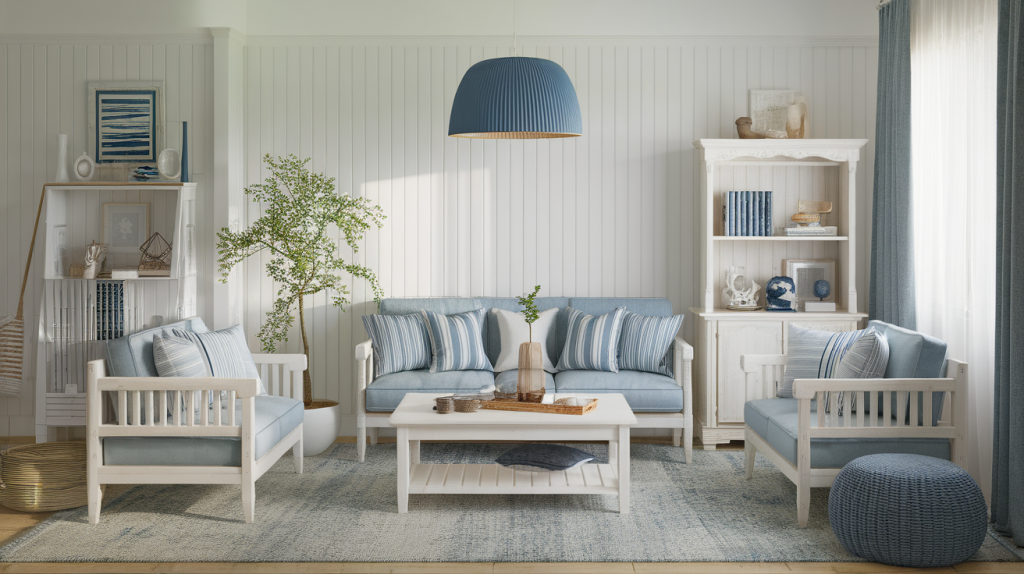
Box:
[102,395,304,466]
[867,320,949,425]
[553,370,683,413]
[105,317,209,378]
[494,369,556,394]
[381,298,481,317]
[475,297,569,367]
[567,297,673,318]
[744,398,950,469]
[365,369,495,412]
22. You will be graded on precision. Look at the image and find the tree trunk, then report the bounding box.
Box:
[299,292,312,406]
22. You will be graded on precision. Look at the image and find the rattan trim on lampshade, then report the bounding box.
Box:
[0,441,87,512]
[448,56,583,139]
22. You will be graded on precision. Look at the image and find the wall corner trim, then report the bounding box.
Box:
[210,27,247,46]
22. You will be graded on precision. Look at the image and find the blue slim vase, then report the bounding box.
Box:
[180,121,189,183]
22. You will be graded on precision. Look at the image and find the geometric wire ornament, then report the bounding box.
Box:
[138,232,172,273]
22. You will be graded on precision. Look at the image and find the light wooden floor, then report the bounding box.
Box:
[0,437,1021,574]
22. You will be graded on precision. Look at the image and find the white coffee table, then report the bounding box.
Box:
[388,393,637,514]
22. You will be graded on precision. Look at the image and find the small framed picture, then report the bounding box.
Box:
[103,203,149,254]
[87,81,165,164]
[783,258,835,311]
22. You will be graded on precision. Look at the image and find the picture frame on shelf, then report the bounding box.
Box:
[749,90,795,136]
[783,258,835,311]
[87,81,165,164]
[103,203,149,254]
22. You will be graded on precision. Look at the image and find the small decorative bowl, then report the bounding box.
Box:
[435,397,454,414]
[454,398,481,413]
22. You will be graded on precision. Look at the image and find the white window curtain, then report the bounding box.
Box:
[910,0,997,501]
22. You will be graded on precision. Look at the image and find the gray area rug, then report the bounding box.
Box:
[0,443,1017,563]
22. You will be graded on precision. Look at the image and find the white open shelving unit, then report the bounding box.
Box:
[689,139,869,449]
[34,182,198,443]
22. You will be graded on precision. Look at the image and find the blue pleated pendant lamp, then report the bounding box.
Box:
[448,56,582,139]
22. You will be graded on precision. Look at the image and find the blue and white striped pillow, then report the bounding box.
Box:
[153,335,208,378]
[618,311,684,376]
[172,324,266,395]
[780,325,865,398]
[362,313,432,377]
[420,309,492,373]
[556,307,626,373]
[831,328,890,415]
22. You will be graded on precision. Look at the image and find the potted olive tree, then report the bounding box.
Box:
[217,154,384,456]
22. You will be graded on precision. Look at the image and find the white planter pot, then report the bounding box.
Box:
[302,401,342,456]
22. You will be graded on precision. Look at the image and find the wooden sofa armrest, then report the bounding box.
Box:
[673,336,693,420]
[740,354,787,372]
[355,339,372,362]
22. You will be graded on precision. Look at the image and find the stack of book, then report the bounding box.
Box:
[96,281,124,340]
[783,225,838,236]
[724,191,773,236]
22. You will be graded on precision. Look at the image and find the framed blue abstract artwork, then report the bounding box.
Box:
[87,81,164,164]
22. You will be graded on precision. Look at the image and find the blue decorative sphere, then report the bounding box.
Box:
[766,276,797,311]
[814,279,831,300]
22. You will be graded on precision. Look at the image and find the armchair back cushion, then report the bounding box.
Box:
[867,320,948,425]
[105,317,209,378]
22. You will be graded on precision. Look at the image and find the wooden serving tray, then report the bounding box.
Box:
[477,397,598,415]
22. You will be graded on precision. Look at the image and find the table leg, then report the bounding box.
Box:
[608,440,618,463]
[411,439,421,464]
[397,427,409,513]
[618,425,630,514]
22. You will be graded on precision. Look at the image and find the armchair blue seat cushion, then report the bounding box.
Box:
[553,370,683,413]
[365,369,495,412]
[744,398,950,469]
[102,395,304,466]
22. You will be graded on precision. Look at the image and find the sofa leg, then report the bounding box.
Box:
[684,427,693,464]
[357,423,366,462]
[293,430,304,474]
[672,428,682,447]
[242,478,255,524]
[744,440,756,479]
[797,481,810,528]
[87,481,102,525]
[369,427,378,445]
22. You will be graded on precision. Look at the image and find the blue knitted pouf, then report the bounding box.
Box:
[829,453,987,568]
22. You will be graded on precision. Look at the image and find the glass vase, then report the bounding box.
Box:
[516,342,545,403]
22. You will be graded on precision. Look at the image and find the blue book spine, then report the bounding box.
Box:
[754,192,761,236]
[766,191,773,236]
[729,192,737,236]
[758,191,765,236]
[739,192,746,236]
[745,191,753,236]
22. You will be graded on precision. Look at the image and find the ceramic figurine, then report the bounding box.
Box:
[786,96,809,139]
[814,279,831,301]
[765,276,797,312]
[83,241,108,279]
[735,117,765,139]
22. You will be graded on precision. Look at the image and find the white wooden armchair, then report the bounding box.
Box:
[86,352,307,524]
[740,347,968,527]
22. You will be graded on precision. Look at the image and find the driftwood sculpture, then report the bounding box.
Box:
[735,117,764,139]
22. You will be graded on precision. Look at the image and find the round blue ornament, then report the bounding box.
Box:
[766,276,797,312]
[814,279,831,301]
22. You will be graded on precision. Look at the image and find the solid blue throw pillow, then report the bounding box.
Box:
[495,444,595,471]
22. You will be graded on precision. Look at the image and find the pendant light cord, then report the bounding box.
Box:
[513,0,517,56]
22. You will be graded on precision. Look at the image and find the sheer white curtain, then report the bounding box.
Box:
[911,0,997,502]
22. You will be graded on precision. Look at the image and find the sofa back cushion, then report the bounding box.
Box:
[867,320,948,425]
[105,317,209,378]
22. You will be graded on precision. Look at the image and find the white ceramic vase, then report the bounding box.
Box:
[55,134,69,183]
[302,401,342,456]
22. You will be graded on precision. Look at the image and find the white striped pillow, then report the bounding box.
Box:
[618,311,684,376]
[780,325,865,398]
[831,329,890,415]
[420,309,493,373]
[153,335,208,378]
[172,324,266,396]
[361,313,432,377]
[556,307,626,373]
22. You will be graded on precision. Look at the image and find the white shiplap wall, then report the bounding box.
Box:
[0,39,214,437]
[242,39,879,431]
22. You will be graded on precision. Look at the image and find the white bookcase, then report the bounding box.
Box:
[689,139,868,449]
[34,182,198,443]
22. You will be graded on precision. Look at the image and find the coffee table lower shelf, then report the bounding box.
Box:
[409,462,619,494]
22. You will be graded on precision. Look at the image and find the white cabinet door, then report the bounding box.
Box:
[716,321,783,424]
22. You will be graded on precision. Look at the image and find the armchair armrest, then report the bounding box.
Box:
[740,354,787,400]
[250,353,306,400]
[355,339,373,362]
[740,354,787,372]
[673,336,693,419]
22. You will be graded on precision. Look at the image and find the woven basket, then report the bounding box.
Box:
[0,442,87,512]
